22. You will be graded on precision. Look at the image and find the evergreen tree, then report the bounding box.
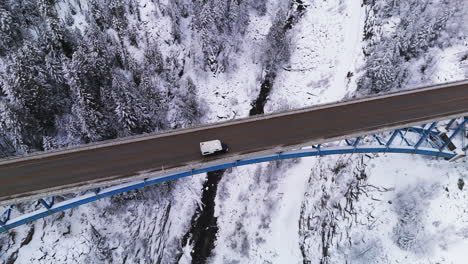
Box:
[66,43,114,142]
[3,42,67,150]
[0,2,22,55]
[192,0,250,73]
[110,70,151,136]
[358,0,461,94]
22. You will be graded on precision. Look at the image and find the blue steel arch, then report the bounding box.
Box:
[1,117,466,233]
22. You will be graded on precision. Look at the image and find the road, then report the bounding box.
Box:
[0,81,467,203]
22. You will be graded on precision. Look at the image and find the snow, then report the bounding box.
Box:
[430,45,468,83]
[137,0,175,57]
[257,159,314,262]
[56,0,90,33]
[206,0,468,262]
[210,161,313,263]
[265,0,366,112]
[192,11,271,124]
[210,0,368,262]
[178,242,193,264]
[1,0,467,263]
[192,51,260,123]
[345,154,468,263]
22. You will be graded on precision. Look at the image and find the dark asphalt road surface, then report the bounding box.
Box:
[0,82,467,202]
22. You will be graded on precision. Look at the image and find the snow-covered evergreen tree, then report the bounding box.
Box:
[358,0,463,94]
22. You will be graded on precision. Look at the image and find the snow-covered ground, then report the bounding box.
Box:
[3,176,206,263]
[0,0,467,263]
[349,154,468,263]
[206,0,368,262]
[265,0,366,111]
[205,0,468,263]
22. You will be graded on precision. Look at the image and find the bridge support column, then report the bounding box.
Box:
[397,130,412,146]
[0,207,12,232]
[373,135,385,146]
[39,198,55,210]
[385,130,399,148]
[93,188,101,199]
[415,122,438,149]
[275,152,283,160]
[0,207,11,224]
[463,117,467,151]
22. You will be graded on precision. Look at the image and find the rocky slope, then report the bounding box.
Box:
[0,0,467,263]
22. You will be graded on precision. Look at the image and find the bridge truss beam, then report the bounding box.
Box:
[0,117,466,233]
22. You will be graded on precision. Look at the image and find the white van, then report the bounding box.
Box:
[200,140,229,156]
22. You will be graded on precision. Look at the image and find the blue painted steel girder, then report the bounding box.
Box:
[0,144,459,233]
[1,116,466,233]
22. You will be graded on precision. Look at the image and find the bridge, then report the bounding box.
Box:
[0,80,467,232]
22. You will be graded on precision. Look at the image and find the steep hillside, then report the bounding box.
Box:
[0,0,467,263]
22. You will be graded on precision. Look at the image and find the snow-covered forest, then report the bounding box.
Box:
[0,0,467,263]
